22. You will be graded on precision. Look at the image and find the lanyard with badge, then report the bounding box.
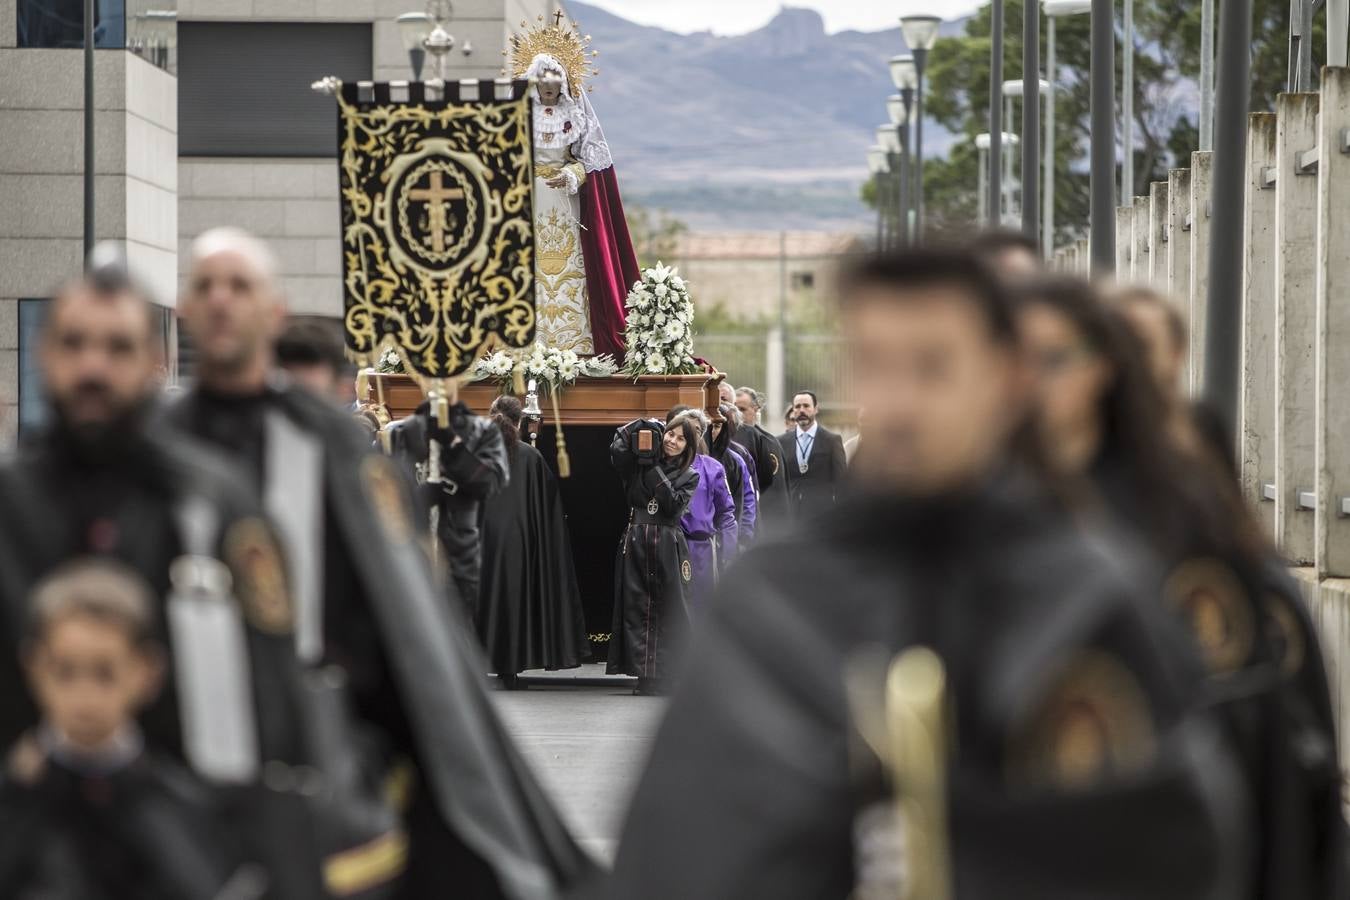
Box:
[797,431,814,474]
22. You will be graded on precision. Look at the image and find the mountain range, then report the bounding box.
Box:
[569,2,968,231]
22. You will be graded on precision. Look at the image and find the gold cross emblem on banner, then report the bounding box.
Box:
[409,170,465,253]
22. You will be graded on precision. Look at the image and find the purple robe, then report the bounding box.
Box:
[728,443,758,547]
[680,455,738,610]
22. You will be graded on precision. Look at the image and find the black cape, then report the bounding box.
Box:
[1091,449,1347,898]
[165,384,597,900]
[477,441,588,675]
[0,423,326,897]
[609,474,1246,900]
[606,421,698,681]
[0,750,248,900]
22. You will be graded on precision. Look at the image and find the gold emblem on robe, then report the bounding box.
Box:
[224,518,293,635]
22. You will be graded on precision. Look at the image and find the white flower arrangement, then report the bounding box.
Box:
[472,344,618,393]
[622,263,700,376]
[374,346,407,374]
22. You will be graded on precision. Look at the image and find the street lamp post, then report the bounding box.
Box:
[1002,79,1049,237]
[900,15,942,242]
[890,54,918,245]
[1122,0,1134,199]
[1089,0,1116,273]
[1022,0,1040,244]
[1043,0,1093,257]
[877,124,903,249]
[976,132,1019,225]
[868,146,889,250]
[398,1,470,83]
[989,0,1004,228]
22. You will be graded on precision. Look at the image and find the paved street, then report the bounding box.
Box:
[491,664,665,862]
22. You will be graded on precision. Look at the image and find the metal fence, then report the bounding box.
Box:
[697,331,857,427]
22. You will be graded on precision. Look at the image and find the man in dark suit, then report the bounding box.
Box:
[778,390,847,519]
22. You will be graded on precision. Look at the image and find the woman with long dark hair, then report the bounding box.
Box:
[1012,275,1345,899]
[666,408,738,612]
[608,414,701,694]
[477,396,589,689]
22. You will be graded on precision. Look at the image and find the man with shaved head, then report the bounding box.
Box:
[165,227,593,900]
[0,253,330,896]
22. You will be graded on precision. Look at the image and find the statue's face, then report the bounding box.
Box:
[538,73,563,106]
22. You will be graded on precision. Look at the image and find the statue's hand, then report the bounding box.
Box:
[545,175,569,189]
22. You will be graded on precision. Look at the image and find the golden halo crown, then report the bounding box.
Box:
[503,13,600,96]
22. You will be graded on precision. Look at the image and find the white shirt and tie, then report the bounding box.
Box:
[795,421,818,474]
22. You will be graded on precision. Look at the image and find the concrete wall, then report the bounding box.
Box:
[0,3,178,444]
[176,0,559,318]
[670,254,849,323]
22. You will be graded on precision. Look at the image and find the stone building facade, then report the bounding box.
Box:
[0,0,557,445]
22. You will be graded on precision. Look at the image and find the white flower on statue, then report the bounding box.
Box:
[654,311,667,326]
[654,284,669,299]
[645,351,665,372]
[663,320,684,342]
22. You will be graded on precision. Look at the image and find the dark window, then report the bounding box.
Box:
[178,22,372,157]
[18,299,50,435]
[18,0,121,48]
[791,271,816,290]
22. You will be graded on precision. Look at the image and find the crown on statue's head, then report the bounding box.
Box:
[502,11,600,96]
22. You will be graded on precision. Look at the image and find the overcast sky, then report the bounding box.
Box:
[577,1,984,36]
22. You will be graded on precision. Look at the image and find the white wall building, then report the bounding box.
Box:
[0,0,558,445]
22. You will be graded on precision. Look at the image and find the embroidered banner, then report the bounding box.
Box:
[336,81,535,379]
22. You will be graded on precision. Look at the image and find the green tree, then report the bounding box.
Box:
[873,0,1311,244]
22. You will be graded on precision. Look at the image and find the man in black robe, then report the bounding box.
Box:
[732,386,790,534]
[608,249,1246,899]
[0,265,327,897]
[478,397,588,688]
[385,400,509,621]
[165,227,595,900]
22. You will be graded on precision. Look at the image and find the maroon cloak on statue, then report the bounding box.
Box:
[580,168,640,362]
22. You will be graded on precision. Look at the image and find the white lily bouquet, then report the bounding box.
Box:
[473,344,618,393]
[622,263,701,376]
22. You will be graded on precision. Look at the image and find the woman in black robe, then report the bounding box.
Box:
[1012,275,1346,899]
[477,396,589,689]
[607,415,700,695]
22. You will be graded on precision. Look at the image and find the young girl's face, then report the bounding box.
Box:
[663,427,686,459]
[26,614,161,752]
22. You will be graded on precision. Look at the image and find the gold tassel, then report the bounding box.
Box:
[433,379,450,429]
[550,388,570,478]
[374,368,387,410]
[512,365,526,397]
[355,368,370,404]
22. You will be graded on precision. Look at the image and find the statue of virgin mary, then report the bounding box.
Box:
[510,20,639,360]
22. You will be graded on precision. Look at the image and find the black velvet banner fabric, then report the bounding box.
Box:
[336,80,536,378]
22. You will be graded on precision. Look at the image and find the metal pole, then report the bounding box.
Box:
[1022,0,1040,244]
[1122,0,1134,200]
[1089,0,1116,272]
[1299,0,1314,89]
[1044,15,1056,257]
[913,50,928,242]
[1201,0,1214,149]
[989,0,1004,228]
[1204,0,1253,447]
[898,120,912,246]
[778,230,788,412]
[874,172,885,250]
[901,87,915,245]
[83,0,95,262]
[1331,0,1349,66]
[978,146,989,224]
[1005,95,1015,222]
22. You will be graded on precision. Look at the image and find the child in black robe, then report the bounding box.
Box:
[0,559,263,900]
